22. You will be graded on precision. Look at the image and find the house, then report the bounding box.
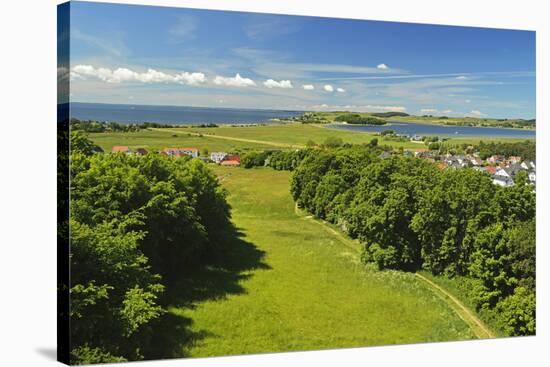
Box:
[221,159,240,166]
[135,148,148,156]
[162,147,199,158]
[210,152,228,163]
[494,167,511,179]
[487,155,504,164]
[411,134,424,142]
[493,175,514,187]
[469,157,483,166]
[484,166,498,175]
[112,145,132,153]
[414,149,430,158]
[521,160,536,170]
[221,154,241,166]
[508,156,522,164]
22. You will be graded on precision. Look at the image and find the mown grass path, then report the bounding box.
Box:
[169,166,478,358]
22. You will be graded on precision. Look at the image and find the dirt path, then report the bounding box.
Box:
[156,128,305,149]
[414,273,495,339]
[294,203,495,339]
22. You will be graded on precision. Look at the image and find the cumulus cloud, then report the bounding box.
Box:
[174,72,207,85]
[420,108,438,113]
[456,75,468,80]
[263,79,293,89]
[214,73,256,87]
[336,87,346,93]
[323,84,334,92]
[71,64,207,85]
[377,63,388,70]
[469,109,485,116]
[302,84,315,90]
[363,105,407,112]
[309,104,406,112]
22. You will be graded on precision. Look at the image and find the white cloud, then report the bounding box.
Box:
[263,79,293,89]
[421,108,437,113]
[469,109,485,116]
[71,64,207,86]
[377,63,388,70]
[302,84,315,90]
[336,87,346,93]
[213,73,256,87]
[309,104,406,112]
[442,109,453,114]
[456,76,468,80]
[363,105,406,112]
[324,84,334,92]
[174,72,207,86]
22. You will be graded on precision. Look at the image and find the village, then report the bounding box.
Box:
[400,149,536,188]
[111,145,242,166]
[110,143,535,189]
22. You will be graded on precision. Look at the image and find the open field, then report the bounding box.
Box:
[169,166,476,357]
[89,129,277,152]
[89,123,530,154]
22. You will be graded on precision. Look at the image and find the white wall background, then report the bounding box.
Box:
[0,0,546,366]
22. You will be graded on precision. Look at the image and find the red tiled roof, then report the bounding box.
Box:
[224,154,241,162]
[112,146,129,152]
[485,166,498,174]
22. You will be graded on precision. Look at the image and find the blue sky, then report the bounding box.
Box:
[67,1,536,118]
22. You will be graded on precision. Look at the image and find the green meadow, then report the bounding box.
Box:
[166,166,474,357]
[90,123,529,154]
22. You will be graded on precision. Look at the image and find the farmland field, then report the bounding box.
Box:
[165,166,476,357]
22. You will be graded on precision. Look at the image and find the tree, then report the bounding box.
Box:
[322,136,343,148]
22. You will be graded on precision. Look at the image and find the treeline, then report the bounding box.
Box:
[371,112,410,117]
[476,140,536,161]
[241,149,312,171]
[289,146,535,336]
[442,119,535,129]
[70,118,219,132]
[69,131,231,364]
[334,113,387,125]
[70,118,176,132]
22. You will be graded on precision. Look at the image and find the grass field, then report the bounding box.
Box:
[165,166,475,358]
[90,123,529,155]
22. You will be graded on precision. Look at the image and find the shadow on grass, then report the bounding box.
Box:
[145,223,270,359]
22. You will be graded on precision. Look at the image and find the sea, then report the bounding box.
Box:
[69,102,536,139]
[328,121,536,139]
[70,102,303,125]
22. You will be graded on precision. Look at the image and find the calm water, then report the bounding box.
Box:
[71,102,303,125]
[328,121,536,139]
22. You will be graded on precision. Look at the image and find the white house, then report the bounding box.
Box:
[210,152,227,163]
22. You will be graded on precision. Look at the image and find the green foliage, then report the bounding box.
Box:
[323,136,344,148]
[371,112,410,117]
[495,287,536,335]
[334,113,386,125]
[69,134,232,362]
[71,346,127,365]
[476,140,536,161]
[289,146,535,336]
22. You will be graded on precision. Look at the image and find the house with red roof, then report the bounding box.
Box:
[220,154,241,166]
